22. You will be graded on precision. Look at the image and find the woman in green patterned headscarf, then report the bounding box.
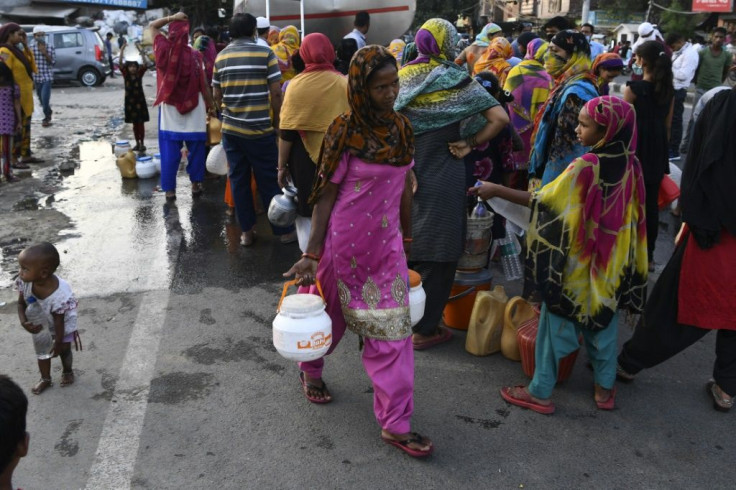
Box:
[396,18,510,350]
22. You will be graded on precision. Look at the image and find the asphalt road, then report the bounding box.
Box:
[0,75,730,490]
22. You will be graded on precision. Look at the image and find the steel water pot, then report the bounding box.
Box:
[268,185,298,228]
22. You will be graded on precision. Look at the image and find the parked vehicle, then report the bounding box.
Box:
[28,25,112,87]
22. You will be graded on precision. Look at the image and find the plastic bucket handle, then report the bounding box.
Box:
[277,278,326,312]
[447,286,477,302]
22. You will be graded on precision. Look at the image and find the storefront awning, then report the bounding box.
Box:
[2,5,79,21]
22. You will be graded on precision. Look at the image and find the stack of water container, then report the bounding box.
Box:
[112,140,159,179]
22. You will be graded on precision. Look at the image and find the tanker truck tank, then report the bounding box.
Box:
[237,0,416,46]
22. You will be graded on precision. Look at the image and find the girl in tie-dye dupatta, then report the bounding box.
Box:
[527,95,648,331]
[472,96,647,412]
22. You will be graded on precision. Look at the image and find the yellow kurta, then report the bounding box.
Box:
[0,46,37,116]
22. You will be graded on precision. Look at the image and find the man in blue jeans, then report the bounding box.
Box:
[31,26,55,127]
[105,32,115,78]
[213,13,296,246]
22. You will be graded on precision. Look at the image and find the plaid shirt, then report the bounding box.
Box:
[31,41,55,83]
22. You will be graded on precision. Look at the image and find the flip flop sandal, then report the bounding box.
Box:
[299,372,332,404]
[381,432,434,458]
[31,378,53,395]
[706,381,733,412]
[595,387,616,410]
[11,162,30,169]
[500,386,555,415]
[413,327,452,351]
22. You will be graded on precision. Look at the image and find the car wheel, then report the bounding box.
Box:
[79,68,101,87]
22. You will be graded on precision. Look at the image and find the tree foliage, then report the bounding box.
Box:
[658,0,707,38]
[594,0,707,38]
[595,0,649,12]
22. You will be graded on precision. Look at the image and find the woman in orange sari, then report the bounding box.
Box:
[473,37,513,85]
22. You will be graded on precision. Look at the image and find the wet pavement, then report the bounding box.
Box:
[0,76,731,489]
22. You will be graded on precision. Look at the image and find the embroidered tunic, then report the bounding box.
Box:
[320,152,413,340]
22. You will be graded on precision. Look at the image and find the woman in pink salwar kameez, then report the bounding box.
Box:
[285,45,433,457]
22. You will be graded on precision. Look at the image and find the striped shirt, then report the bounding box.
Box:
[213,39,281,138]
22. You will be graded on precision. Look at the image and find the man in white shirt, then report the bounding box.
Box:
[666,32,699,159]
[255,16,270,47]
[343,11,369,49]
[580,23,605,60]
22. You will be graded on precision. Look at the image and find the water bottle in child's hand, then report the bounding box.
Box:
[26,297,53,360]
[471,181,488,218]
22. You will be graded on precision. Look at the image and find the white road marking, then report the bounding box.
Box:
[85,288,170,489]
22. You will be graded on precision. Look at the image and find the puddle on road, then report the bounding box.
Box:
[50,141,174,296]
[3,140,240,296]
[34,135,64,150]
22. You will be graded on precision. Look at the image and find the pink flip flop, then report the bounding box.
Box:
[595,387,616,410]
[500,386,555,415]
[413,327,452,351]
[381,432,434,458]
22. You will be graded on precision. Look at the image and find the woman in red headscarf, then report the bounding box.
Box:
[277,33,349,251]
[149,12,216,200]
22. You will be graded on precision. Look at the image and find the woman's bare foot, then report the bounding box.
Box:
[31,378,52,395]
[241,230,256,247]
[61,371,75,387]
